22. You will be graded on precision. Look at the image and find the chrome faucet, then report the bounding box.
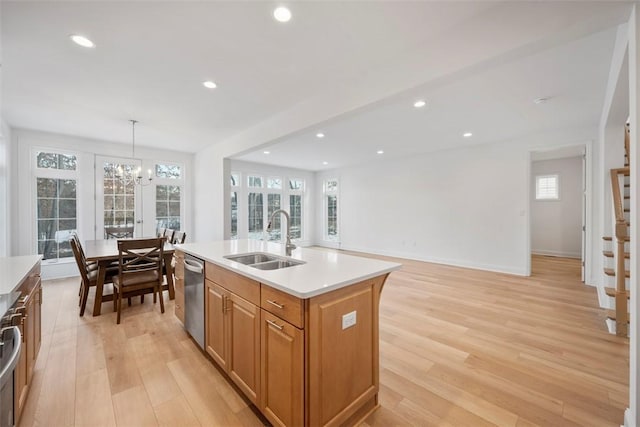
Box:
[266,209,297,256]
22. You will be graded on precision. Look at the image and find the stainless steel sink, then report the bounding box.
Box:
[224,252,305,270]
[224,253,278,265]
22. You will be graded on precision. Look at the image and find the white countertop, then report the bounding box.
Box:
[0,255,42,295]
[177,240,401,298]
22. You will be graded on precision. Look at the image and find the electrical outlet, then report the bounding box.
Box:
[342,311,356,330]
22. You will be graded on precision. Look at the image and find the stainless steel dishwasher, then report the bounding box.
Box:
[183,254,205,349]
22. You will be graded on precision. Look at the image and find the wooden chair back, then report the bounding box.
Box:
[70,235,90,284]
[172,230,186,244]
[114,238,165,324]
[157,227,166,238]
[163,228,175,243]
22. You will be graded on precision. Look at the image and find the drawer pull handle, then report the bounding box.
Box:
[266,300,284,309]
[266,319,283,330]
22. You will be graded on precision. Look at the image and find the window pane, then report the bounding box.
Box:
[248,193,264,239]
[169,186,181,201]
[37,152,77,170]
[58,179,76,198]
[267,177,282,190]
[156,202,168,217]
[156,185,168,200]
[58,199,76,219]
[37,199,57,219]
[327,195,338,240]
[289,179,304,191]
[325,180,338,192]
[290,194,302,239]
[155,164,182,179]
[536,175,559,200]
[267,194,281,241]
[231,173,240,187]
[230,191,238,239]
[248,175,263,188]
[37,178,57,198]
[36,178,76,259]
[169,201,180,216]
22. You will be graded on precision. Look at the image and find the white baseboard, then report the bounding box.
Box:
[624,407,632,427]
[532,250,581,259]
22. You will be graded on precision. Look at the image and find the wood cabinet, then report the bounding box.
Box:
[194,255,389,427]
[205,276,261,404]
[260,309,304,427]
[173,251,185,323]
[14,261,42,424]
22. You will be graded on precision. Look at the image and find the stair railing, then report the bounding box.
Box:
[610,166,629,336]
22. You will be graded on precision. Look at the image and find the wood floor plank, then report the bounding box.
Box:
[25,254,628,427]
[112,385,158,427]
[75,368,117,427]
[153,395,201,427]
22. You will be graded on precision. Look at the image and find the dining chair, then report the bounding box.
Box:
[157,227,166,238]
[171,230,186,245]
[163,228,175,243]
[70,236,118,316]
[113,238,165,324]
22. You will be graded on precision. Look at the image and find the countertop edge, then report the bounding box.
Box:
[177,245,401,299]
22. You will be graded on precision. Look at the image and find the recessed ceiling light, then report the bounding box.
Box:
[263,151,270,155]
[70,34,95,48]
[463,132,473,138]
[414,100,426,108]
[533,97,549,104]
[273,6,292,22]
[203,81,217,89]
[322,161,328,165]
[377,150,384,154]
[316,132,325,139]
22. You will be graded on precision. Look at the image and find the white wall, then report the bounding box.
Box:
[313,128,599,277]
[0,121,10,257]
[11,128,194,279]
[530,156,583,258]
[229,160,316,246]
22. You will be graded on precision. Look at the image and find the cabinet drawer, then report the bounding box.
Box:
[206,262,260,306]
[261,285,304,329]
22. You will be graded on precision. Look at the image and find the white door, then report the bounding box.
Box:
[95,155,143,239]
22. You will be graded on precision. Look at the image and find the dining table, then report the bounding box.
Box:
[83,238,176,316]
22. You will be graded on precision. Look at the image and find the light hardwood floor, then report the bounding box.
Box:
[21,254,628,426]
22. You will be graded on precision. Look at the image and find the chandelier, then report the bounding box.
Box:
[116,119,152,187]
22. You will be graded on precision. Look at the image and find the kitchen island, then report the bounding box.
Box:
[176,240,400,427]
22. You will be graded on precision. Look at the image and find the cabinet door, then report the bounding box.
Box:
[227,294,260,404]
[25,296,35,382]
[260,310,304,427]
[205,280,227,369]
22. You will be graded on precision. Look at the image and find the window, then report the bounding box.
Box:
[324,179,338,241]
[248,192,264,239]
[536,174,559,200]
[156,185,181,230]
[230,191,238,239]
[231,172,240,187]
[35,150,78,261]
[103,162,136,237]
[267,177,282,189]
[248,175,263,188]
[289,194,302,239]
[155,163,181,179]
[267,193,281,241]
[289,178,304,191]
[36,151,77,170]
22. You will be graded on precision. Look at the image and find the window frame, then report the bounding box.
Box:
[32,148,79,264]
[153,161,185,234]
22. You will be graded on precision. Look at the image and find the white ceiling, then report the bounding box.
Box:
[1,1,633,168]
